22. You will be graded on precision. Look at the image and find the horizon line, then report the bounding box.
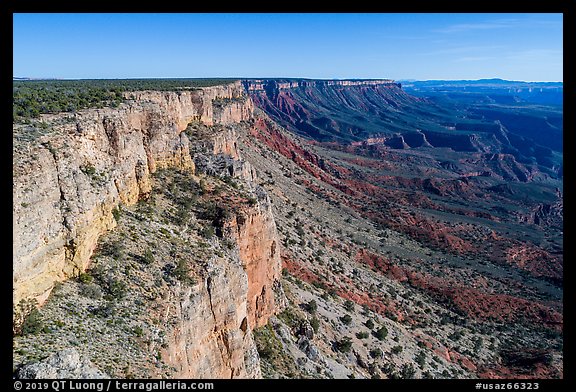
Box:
[13,76,564,84]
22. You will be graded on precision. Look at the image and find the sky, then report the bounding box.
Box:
[13,13,563,82]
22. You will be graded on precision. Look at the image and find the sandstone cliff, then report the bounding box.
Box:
[13,81,283,378]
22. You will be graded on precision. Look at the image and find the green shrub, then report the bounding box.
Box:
[198,201,229,227]
[173,259,196,285]
[173,204,190,226]
[448,330,464,342]
[277,308,303,329]
[415,350,426,368]
[107,278,127,299]
[21,308,44,335]
[112,206,121,222]
[133,326,144,337]
[78,272,93,284]
[335,337,353,353]
[356,331,369,339]
[253,324,282,360]
[365,319,375,329]
[361,304,371,315]
[400,363,415,378]
[91,302,116,318]
[200,225,214,239]
[100,241,124,260]
[375,326,388,341]
[340,314,352,325]
[310,316,320,333]
[81,164,96,176]
[391,345,403,354]
[344,299,355,312]
[222,239,235,250]
[304,300,318,314]
[369,348,383,359]
[142,249,154,265]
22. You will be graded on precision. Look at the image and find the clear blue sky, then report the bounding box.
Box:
[13,13,563,82]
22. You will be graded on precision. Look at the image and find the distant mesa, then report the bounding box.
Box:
[243,78,400,92]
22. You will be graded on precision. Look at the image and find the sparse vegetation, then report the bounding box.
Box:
[343,299,355,312]
[303,300,318,314]
[98,240,124,260]
[12,76,564,380]
[106,278,127,300]
[374,326,388,341]
[415,350,427,368]
[142,249,154,265]
[200,225,215,239]
[391,345,403,354]
[335,337,353,353]
[277,308,304,329]
[400,363,416,378]
[356,331,369,339]
[340,314,352,325]
[21,307,44,336]
[78,272,93,284]
[132,326,144,337]
[310,316,320,333]
[80,283,103,300]
[173,259,196,285]
[112,206,121,222]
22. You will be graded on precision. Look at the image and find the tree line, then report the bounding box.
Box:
[13,79,235,121]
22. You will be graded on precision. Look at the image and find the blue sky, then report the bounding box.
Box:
[13,13,563,81]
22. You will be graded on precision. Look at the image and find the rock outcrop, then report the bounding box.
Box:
[229,191,284,328]
[186,121,285,329]
[17,349,109,379]
[161,256,261,379]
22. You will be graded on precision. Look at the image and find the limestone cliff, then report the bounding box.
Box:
[14,81,250,308]
[13,81,283,378]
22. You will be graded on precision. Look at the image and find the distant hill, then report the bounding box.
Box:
[403,79,563,106]
[403,79,563,87]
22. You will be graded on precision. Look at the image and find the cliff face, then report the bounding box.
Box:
[185,121,285,330]
[161,250,261,379]
[229,194,284,328]
[14,81,250,308]
[157,121,284,377]
[13,81,282,378]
